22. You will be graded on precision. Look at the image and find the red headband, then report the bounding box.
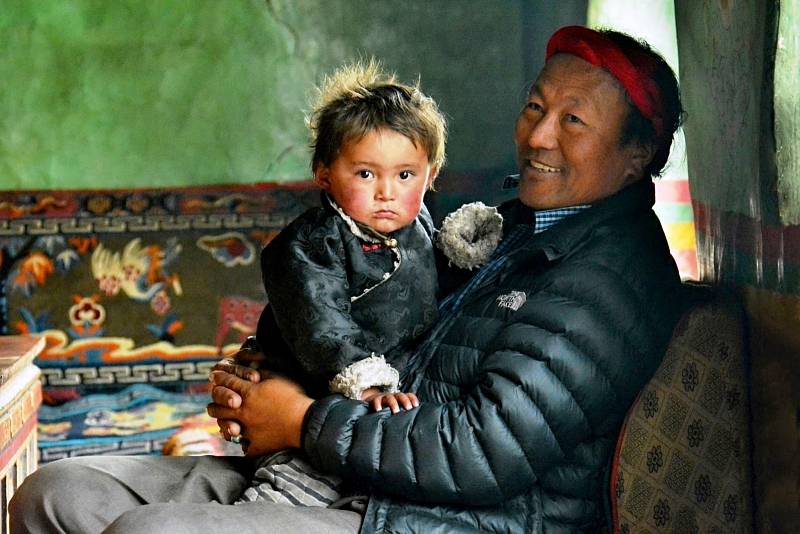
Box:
[545,25,665,141]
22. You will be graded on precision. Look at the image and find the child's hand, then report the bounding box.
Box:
[362,389,419,414]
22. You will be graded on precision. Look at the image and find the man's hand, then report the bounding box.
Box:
[207,370,313,457]
[211,337,266,382]
[231,336,268,369]
[362,388,419,414]
[210,340,266,440]
[211,358,261,384]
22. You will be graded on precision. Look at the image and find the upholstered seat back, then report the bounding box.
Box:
[611,288,754,533]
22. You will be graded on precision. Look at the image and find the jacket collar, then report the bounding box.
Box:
[321,191,401,246]
[500,179,656,262]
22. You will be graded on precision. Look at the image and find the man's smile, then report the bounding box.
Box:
[528,160,562,173]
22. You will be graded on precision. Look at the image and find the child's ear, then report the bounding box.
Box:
[314,165,332,190]
[426,166,439,190]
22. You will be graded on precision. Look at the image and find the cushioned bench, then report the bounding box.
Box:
[611,285,754,533]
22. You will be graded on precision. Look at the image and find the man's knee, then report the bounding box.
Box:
[10,459,87,532]
[10,456,143,533]
[105,502,363,534]
[104,504,186,534]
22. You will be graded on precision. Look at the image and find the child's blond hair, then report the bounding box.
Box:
[307,59,447,174]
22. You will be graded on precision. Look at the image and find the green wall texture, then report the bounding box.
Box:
[1,0,583,191]
[776,0,800,224]
[676,0,770,218]
[1,0,315,190]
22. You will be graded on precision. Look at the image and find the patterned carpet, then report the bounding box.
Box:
[0,182,317,459]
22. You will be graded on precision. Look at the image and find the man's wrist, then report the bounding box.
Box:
[293,397,315,449]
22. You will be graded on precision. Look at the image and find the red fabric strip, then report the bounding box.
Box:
[546,26,665,141]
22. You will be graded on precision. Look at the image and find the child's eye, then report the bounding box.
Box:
[398,171,413,181]
[358,170,374,179]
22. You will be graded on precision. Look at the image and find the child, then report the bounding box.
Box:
[235,59,447,506]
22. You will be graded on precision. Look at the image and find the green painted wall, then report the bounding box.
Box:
[676,0,772,218]
[1,0,572,192]
[776,0,800,224]
[1,0,315,190]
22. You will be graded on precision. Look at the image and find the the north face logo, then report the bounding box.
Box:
[496,290,526,311]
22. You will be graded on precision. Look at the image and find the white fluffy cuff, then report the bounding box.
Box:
[329,354,400,400]
[436,201,504,270]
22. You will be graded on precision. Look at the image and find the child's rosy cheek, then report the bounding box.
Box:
[400,196,423,216]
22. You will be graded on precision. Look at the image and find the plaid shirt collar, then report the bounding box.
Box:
[500,175,590,234]
[533,206,590,234]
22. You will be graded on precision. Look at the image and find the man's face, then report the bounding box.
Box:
[514,54,650,209]
[315,128,436,234]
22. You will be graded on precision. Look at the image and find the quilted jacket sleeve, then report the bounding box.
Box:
[302,260,673,506]
[262,216,382,389]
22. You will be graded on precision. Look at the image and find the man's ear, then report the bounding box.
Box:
[313,165,332,190]
[627,142,656,178]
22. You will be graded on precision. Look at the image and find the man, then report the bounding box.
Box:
[12,26,686,533]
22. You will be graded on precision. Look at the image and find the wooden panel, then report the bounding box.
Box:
[0,417,37,534]
[0,335,44,532]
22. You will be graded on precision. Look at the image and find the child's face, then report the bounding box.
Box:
[315,128,437,234]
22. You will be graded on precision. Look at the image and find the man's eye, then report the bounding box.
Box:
[399,171,413,181]
[526,102,543,113]
[358,170,373,179]
[565,114,583,124]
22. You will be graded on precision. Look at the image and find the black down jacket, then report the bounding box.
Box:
[302,179,684,533]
